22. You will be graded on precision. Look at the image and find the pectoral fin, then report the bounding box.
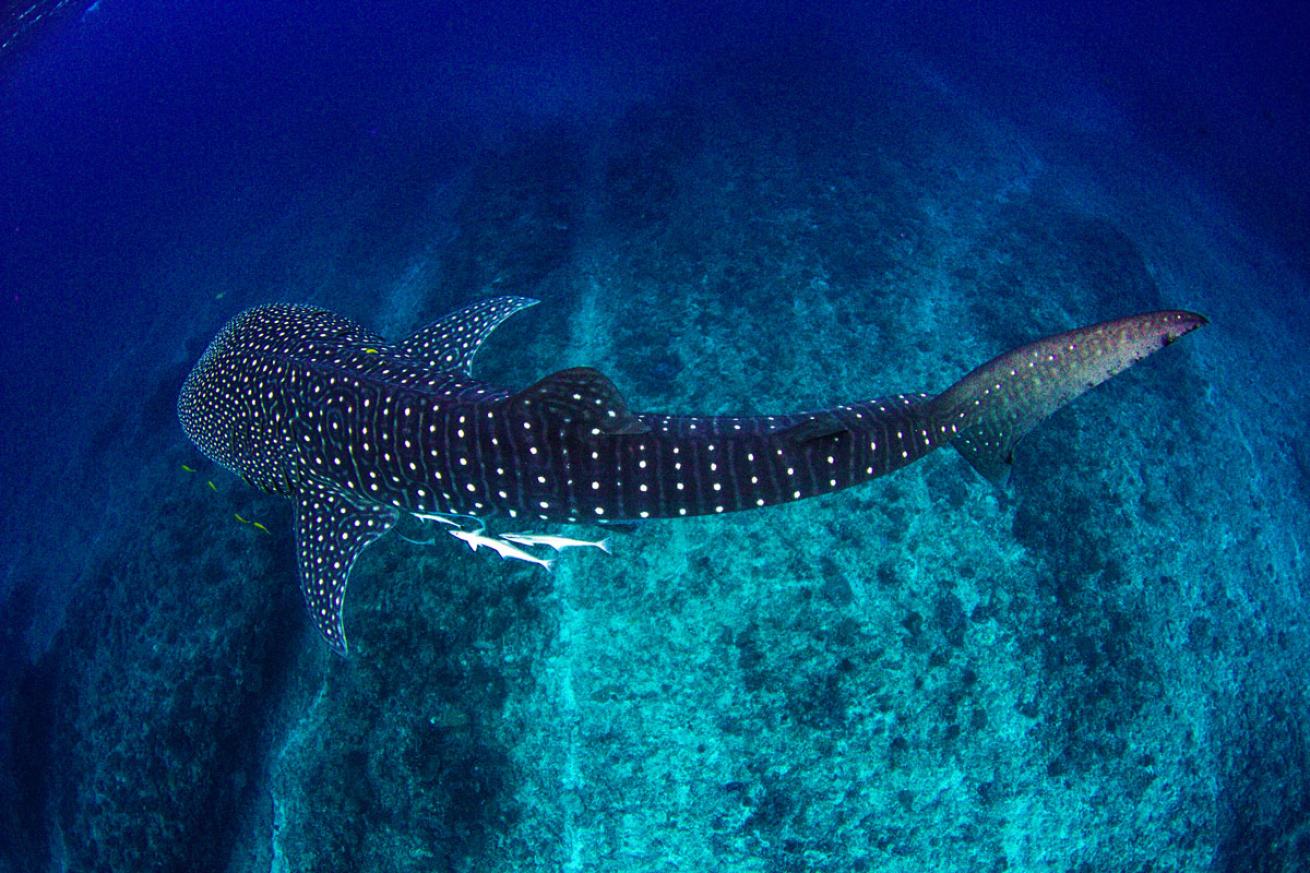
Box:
[293,480,399,655]
[397,296,539,375]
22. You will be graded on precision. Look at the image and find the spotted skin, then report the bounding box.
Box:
[178,298,1206,653]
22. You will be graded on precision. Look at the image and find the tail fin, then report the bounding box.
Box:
[931,310,1207,485]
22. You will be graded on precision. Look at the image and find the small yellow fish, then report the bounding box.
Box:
[251,521,271,534]
[180,464,196,473]
[207,480,218,492]
[363,347,379,354]
[215,291,226,300]
[234,513,250,524]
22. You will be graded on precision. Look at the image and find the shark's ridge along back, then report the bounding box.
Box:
[178,297,1205,654]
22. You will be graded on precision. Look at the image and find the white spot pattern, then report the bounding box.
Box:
[179,298,1197,654]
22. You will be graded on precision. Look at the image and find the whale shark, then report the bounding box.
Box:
[178,296,1205,653]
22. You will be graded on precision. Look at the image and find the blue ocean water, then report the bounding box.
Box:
[1,2,1307,871]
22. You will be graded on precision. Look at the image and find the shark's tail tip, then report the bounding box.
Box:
[934,308,1206,486]
[1147,309,1207,342]
[1165,309,1208,340]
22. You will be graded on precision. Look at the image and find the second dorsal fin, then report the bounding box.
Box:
[780,414,849,445]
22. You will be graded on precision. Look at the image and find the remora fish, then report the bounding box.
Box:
[177,296,1205,653]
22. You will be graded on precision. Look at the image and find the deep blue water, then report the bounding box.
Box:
[2,2,1308,871]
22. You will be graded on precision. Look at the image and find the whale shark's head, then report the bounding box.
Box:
[178,304,358,494]
[178,309,259,478]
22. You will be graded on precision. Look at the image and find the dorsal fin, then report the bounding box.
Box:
[507,367,649,435]
[397,296,539,375]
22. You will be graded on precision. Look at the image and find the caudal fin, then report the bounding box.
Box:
[930,310,1207,485]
